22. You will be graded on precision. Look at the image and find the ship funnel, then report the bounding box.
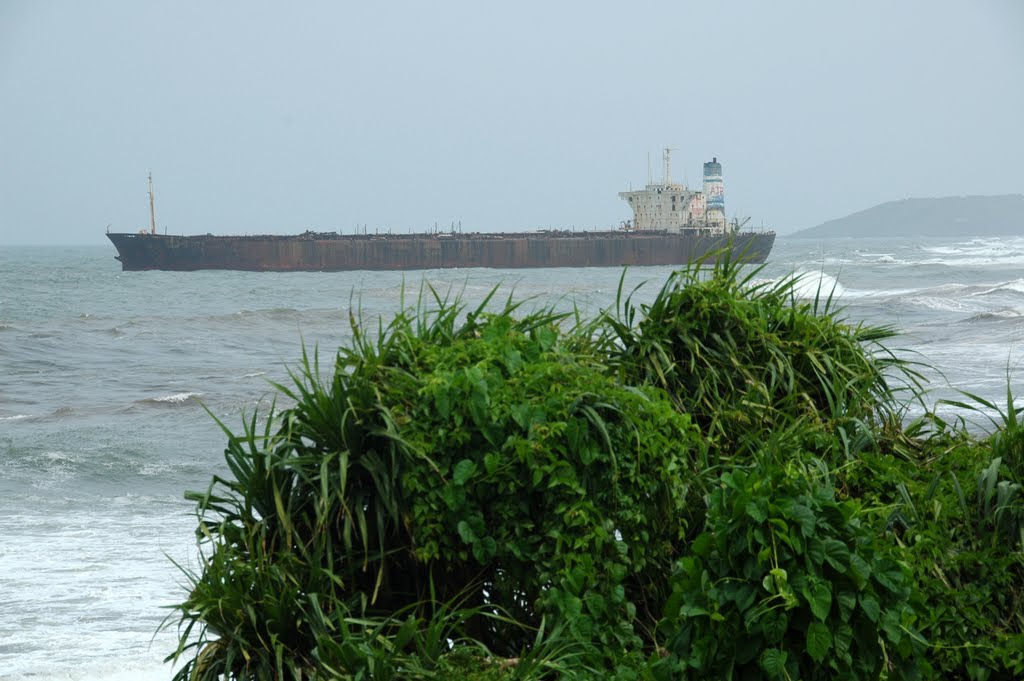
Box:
[703,158,725,228]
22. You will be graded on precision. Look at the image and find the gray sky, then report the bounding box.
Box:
[2,0,1022,245]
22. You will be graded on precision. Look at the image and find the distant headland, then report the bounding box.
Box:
[791,194,1024,238]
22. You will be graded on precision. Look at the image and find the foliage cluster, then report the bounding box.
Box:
[656,461,923,680]
[593,265,910,463]
[167,255,1024,680]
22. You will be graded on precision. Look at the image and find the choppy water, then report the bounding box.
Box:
[2,235,1023,679]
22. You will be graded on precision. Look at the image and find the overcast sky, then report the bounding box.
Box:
[1,0,1022,245]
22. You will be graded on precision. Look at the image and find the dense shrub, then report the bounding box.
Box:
[654,456,923,680]
[166,259,1024,680]
[591,259,917,463]
[169,288,703,679]
[841,415,1024,680]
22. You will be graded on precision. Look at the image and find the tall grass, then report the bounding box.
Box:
[588,255,924,465]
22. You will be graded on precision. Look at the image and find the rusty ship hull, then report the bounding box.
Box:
[105,229,776,272]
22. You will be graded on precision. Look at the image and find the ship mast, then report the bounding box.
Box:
[663,147,673,185]
[148,173,156,235]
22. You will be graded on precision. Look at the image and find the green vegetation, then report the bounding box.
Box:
[166,257,1024,680]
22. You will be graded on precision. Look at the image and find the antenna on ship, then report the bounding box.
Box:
[647,152,652,186]
[147,172,156,235]
[663,147,674,185]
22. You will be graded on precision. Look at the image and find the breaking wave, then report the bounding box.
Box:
[788,270,847,300]
[140,392,204,406]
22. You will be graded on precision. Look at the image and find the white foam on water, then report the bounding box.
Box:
[151,391,203,404]
[904,295,979,313]
[20,450,80,488]
[1,658,179,681]
[917,238,1024,267]
[969,278,1024,297]
[787,270,847,300]
[1004,279,1024,294]
[0,496,200,680]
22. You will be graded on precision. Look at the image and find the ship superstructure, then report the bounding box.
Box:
[619,149,729,232]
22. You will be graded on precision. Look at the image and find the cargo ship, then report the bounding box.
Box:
[106,152,774,271]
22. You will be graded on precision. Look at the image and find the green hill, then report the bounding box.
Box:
[791,194,1024,238]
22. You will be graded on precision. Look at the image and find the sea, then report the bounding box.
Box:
[2,234,1023,680]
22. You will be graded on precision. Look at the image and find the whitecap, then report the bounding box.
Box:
[148,392,203,405]
[969,279,1024,297]
[788,270,846,300]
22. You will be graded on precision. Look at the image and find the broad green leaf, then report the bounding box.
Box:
[848,553,871,587]
[833,622,854,661]
[822,539,851,572]
[760,648,788,679]
[804,581,832,621]
[472,536,497,563]
[483,452,500,474]
[746,500,767,523]
[873,562,906,594]
[452,459,477,485]
[762,611,787,644]
[806,537,825,565]
[806,621,833,662]
[880,608,903,644]
[585,591,607,617]
[783,500,817,537]
[836,589,857,622]
[859,594,881,622]
[456,520,476,543]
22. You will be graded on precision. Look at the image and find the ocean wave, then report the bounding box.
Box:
[963,309,1024,323]
[922,256,1024,268]
[915,282,971,296]
[140,391,204,406]
[917,239,1024,266]
[22,450,79,486]
[18,406,87,423]
[0,414,33,421]
[967,279,1024,298]
[848,249,908,265]
[888,281,1024,304]
[902,295,977,313]
[788,270,847,300]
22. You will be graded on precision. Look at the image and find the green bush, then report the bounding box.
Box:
[654,456,923,680]
[165,260,1024,680]
[168,286,703,679]
[841,415,1024,680]
[592,259,917,463]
